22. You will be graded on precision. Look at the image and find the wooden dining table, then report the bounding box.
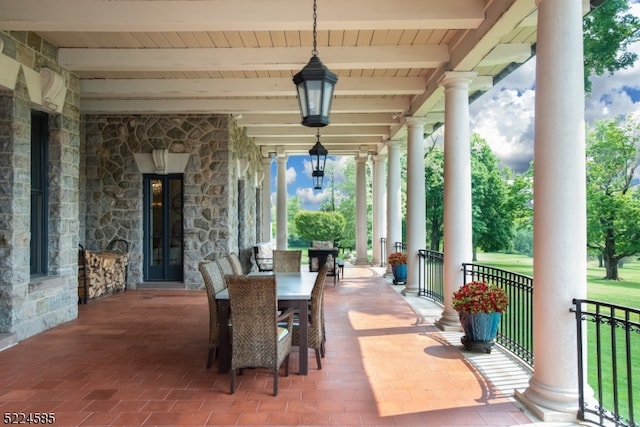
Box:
[215,271,317,375]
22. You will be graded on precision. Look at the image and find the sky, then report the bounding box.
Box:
[274,0,640,210]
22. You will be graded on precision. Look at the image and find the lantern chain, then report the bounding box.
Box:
[312,0,318,57]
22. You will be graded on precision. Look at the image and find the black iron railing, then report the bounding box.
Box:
[572,299,639,427]
[462,263,534,367]
[418,249,444,304]
[394,241,406,253]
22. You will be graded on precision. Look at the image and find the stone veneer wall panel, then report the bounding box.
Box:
[0,31,80,341]
[81,115,262,290]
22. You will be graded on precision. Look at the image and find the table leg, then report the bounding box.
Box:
[217,300,230,374]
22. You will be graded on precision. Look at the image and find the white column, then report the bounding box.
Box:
[275,150,288,250]
[261,156,272,243]
[354,153,369,265]
[516,0,586,421]
[386,139,402,270]
[371,154,387,267]
[403,118,426,295]
[436,71,476,329]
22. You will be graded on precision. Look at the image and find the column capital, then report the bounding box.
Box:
[373,153,387,162]
[440,71,477,89]
[275,145,287,158]
[404,116,428,129]
[385,138,404,149]
[261,156,273,166]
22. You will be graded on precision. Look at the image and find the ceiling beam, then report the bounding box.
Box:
[80,77,427,98]
[80,97,411,114]
[246,126,390,138]
[236,113,397,127]
[60,46,449,72]
[0,0,485,32]
[254,135,384,147]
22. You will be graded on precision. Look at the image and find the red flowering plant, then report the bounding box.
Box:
[452,281,509,314]
[388,252,407,266]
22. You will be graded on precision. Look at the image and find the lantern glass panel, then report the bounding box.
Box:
[322,81,334,118]
[306,80,323,116]
[296,84,308,118]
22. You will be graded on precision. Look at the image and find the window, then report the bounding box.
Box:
[30,111,48,277]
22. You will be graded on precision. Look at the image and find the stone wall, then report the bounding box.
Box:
[0,31,80,340]
[80,115,263,289]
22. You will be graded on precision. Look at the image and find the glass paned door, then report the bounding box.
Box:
[143,174,183,281]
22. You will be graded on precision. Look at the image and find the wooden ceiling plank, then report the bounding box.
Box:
[239,31,259,48]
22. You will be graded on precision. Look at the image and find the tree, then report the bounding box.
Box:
[471,135,514,260]
[586,115,640,280]
[286,195,306,247]
[583,0,640,94]
[424,137,444,250]
[330,159,357,249]
[293,210,346,244]
[504,163,534,256]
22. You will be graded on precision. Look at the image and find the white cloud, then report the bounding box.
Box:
[296,187,328,209]
[470,62,536,173]
[286,166,297,185]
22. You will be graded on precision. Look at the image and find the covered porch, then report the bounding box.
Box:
[0,265,540,426]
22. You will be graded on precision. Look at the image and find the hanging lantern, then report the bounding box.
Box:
[309,129,328,190]
[293,0,338,127]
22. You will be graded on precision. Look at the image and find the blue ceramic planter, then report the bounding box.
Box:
[391,264,407,284]
[458,312,502,353]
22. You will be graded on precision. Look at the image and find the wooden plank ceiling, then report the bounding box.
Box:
[0,0,542,156]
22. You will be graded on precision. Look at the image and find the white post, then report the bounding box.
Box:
[261,156,272,243]
[372,154,387,267]
[517,0,586,421]
[386,139,402,270]
[275,150,288,250]
[436,71,476,329]
[354,153,369,265]
[404,118,426,295]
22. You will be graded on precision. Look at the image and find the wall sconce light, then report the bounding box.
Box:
[309,128,328,190]
[293,0,338,128]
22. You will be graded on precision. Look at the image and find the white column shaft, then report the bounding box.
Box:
[261,157,272,243]
[276,155,288,250]
[372,155,387,266]
[404,118,426,294]
[354,155,369,265]
[438,72,476,327]
[386,140,402,265]
[520,0,586,419]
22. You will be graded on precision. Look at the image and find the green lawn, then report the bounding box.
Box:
[475,252,640,309]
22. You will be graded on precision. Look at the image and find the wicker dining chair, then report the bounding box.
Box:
[228,253,244,275]
[292,263,329,369]
[198,260,228,368]
[272,250,302,273]
[225,274,295,396]
[215,255,236,276]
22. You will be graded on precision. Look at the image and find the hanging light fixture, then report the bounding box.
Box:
[293,0,338,128]
[309,128,328,190]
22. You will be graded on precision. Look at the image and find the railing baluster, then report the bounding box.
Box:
[572,299,639,427]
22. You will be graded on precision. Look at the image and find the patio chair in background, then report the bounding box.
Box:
[273,250,302,272]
